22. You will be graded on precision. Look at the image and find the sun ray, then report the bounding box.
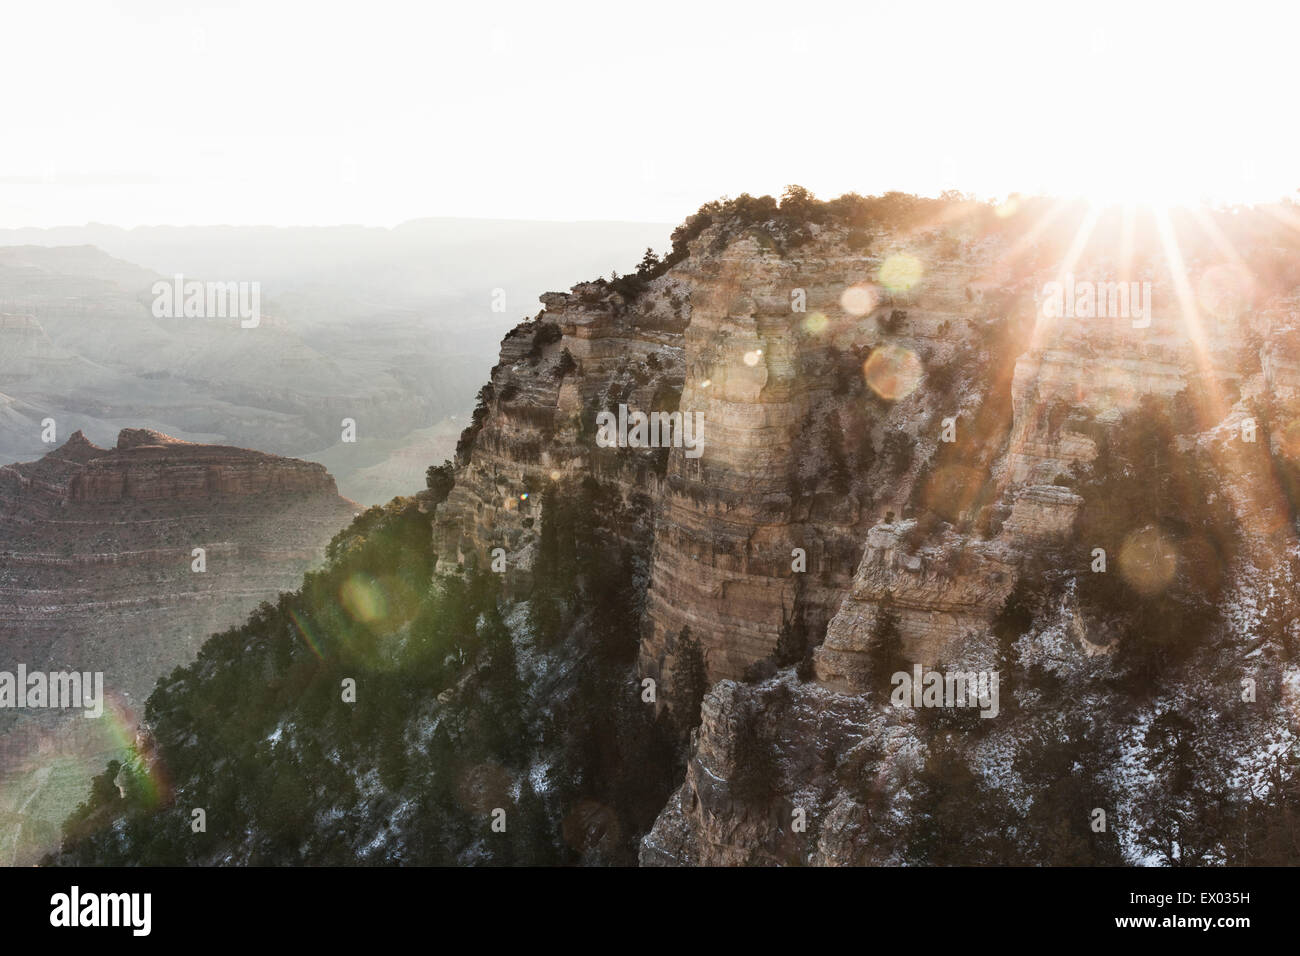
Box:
[1153,206,1216,382]
[1258,201,1300,239]
[1187,205,1251,272]
[978,202,1099,494]
[1119,202,1137,288]
[1149,207,1298,559]
[991,198,1072,273]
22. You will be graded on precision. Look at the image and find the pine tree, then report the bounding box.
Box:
[512,779,554,864]
[672,627,709,732]
[773,607,808,668]
[731,701,778,805]
[636,247,661,277]
[903,736,1011,864]
[424,460,455,503]
[865,597,905,696]
[824,411,850,494]
[1133,709,1238,865]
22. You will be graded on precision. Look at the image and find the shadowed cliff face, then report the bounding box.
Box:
[437,204,1036,691]
[433,194,1300,866]
[434,230,930,691]
[0,428,356,864]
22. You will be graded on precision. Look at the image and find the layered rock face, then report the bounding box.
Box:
[812,520,1019,687]
[435,220,1003,695]
[811,245,1272,687]
[642,217,1300,865]
[0,428,356,863]
[434,195,1300,865]
[432,280,688,583]
[640,674,886,866]
[69,428,341,501]
[647,230,1033,685]
[639,237,874,683]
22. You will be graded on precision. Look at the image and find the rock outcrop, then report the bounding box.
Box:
[431,195,1300,866]
[434,218,1003,695]
[639,207,1300,865]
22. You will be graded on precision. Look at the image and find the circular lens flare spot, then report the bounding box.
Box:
[1197,264,1254,322]
[840,284,878,317]
[340,575,388,624]
[920,464,985,522]
[863,345,923,401]
[456,762,513,816]
[562,799,622,855]
[1118,526,1178,597]
[801,311,828,335]
[878,255,924,293]
[743,349,762,367]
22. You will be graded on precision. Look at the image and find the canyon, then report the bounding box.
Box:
[0,428,356,864]
[40,192,1300,868]
[0,217,670,505]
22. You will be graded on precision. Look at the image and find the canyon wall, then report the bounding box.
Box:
[434,218,1010,699]
[435,197,1300,865]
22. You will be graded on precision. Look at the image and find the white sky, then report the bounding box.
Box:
[2,0,1296,228]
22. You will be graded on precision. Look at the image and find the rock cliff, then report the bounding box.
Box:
[434,193,1300,865]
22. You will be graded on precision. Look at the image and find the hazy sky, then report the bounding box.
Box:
[3,0,1296,228]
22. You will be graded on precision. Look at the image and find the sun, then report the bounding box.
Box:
[1059,158,1219,212]
[1026,110,1269,212]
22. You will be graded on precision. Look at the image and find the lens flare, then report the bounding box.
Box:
[1196,263,1254,323]
[863,344,923,400]
[456,761,513,815]
[1118,526,1178,596]
[743,349,762,367]
[0,691,170,862]
[919,464,987,520]
[840,284,878,317]
[340,575,388,624]
[101,693,168,808]
[801,311,828,335]
[878,255,924,293]
[289,608,325,660]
